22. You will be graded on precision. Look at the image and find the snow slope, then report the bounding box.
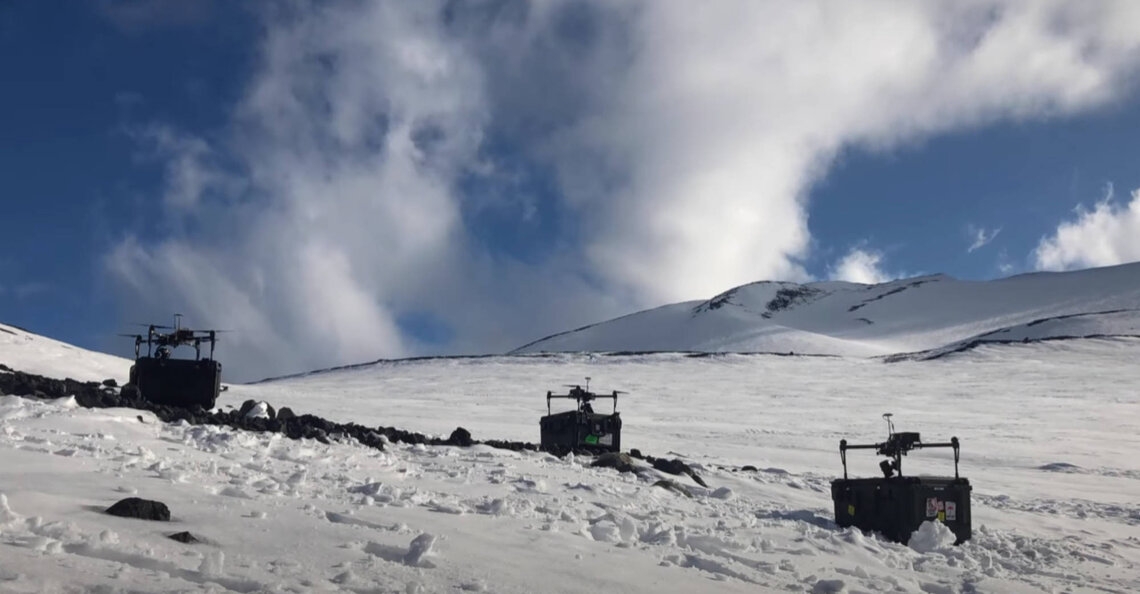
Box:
[512,263,1140,358]
[0,322,131,384]
[2,325,1139,592]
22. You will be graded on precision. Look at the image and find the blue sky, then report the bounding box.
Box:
[3,1,1140,381]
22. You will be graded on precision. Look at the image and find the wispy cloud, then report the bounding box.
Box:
[0,282,49,300]
[106,1,1140,380]
[130,124,242,211]
[995,249,1017,276]
[1034,184,1140,271]
[967,225,1002,253]
[96,0,214,34]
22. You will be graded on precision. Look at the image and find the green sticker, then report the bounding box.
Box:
[584,435,599,444]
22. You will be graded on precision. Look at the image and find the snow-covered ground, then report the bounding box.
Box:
[513,262,1140,359]
[2,327,1139,592]
[0,322,131,384]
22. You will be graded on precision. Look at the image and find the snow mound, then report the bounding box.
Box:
[908,521,957,553]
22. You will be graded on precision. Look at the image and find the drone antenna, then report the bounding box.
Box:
[174,313,183,331]
[585,376,591,391]
[883,413,895,437]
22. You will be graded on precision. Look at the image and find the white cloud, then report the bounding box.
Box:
[107,1,1140,380]
[1033,185,1140,271]
[830,247,894,285]
[551,1,1140,304]
[967,225,1002,253]
[107,2,624,380]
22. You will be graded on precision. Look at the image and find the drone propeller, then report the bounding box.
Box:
[132,323,174,329]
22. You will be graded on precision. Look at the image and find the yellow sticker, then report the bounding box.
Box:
[937,511,946,522]
[848,504,855,516]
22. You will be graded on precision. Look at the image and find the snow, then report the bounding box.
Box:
[3,323,1140,592]
[513,263,1140,358]
[0,322,130,384]
[908,521,957,554]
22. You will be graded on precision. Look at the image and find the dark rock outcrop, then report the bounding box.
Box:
[447,427,473,447]
[1,366,546,460]
[168,531,199,543]
[106,497,171,522]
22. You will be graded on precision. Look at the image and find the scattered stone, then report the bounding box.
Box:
[652,479,693,498]
[650,457,709,488]
[168,531,199,544]
[741,465,758,472]
[276,407,296,421]
[102,378,118,388]
[238,399,258,417]
[105,497,171,522]
[812,579,848,594]
[404,533,437,567]
[592,452,637,473]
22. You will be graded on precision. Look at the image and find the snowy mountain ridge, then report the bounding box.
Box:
[512,262,1140,359]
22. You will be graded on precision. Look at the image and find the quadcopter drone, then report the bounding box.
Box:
[838,413,961,479]
[540,377,626,454]
[120,313,224,362]
[120,314,227,409]
[545,377,625,415]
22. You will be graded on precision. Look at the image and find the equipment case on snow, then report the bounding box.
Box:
[539,382,623,455]
[130,357,222,410]
[831,476,972,544]
[831,414,972,544]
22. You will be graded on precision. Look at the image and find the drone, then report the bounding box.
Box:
[540,377,626,454]
[838,413,961,479]
[120,313,224,362]
[546,377,626,415]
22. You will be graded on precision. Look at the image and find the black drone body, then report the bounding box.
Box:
[831,413,973,545]
[121,314,225,410]
[539,377,624,455]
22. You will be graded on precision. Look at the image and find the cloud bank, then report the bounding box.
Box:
[1034,185,1140,271]
[107,1,1140,380]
